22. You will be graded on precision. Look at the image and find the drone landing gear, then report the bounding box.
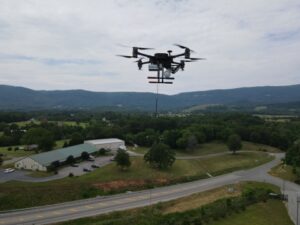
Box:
[148,68,175,117]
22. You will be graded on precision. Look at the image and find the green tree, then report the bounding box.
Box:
[286,140,300,167]
[81,151,90,160]
[115,149,131,170]
[21,127,54,151]
[69,132,84,146]
[0,156,3,166]
[227,134,242,154]
[144,143,175,169]
[66,155,75,164]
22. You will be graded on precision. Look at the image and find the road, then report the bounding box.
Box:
[0,153,299,225]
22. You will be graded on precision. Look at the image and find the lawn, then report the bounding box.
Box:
[269,163,298,182]
[129,141,281,156]
[54,139,70,149]
[0,146,33,160]
[0,139,68,162]
[55,182,286,225]
[0,152,273,210]
[211,200,293,225]
[10,120,87,128]
[49,121,88,128]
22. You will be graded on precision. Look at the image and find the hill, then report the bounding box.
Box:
[0,84,300,112]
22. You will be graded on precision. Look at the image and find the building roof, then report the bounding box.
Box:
[84,138,124,145]
[29,143,98,167]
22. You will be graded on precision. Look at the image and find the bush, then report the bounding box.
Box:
[144,143,175,170]
[68,172,74,177]
[115,149,131,170]
[99,148,107,155]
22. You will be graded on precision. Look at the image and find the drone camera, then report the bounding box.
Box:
[163,69,171,78]
[148,64,159,71]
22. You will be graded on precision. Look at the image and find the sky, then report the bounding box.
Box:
[0,0,300,94]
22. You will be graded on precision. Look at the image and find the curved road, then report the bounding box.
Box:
[0,153,298,225]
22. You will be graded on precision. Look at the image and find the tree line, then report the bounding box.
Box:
[0,112,300,154]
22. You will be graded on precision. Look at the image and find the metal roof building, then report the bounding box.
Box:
[84,138,126,151]
[15,143,98,171]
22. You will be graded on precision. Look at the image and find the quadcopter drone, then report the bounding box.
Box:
[117,44,205,84]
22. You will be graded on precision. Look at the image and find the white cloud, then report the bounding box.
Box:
[0,0,299,94]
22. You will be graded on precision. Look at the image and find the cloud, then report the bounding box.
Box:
[0,0,299,94]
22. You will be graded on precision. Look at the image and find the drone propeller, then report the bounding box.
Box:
[118,44,154,50]
[189,57,206,60]
[181,60,195,62]
[133,46,154,50]
[174,44,195,52]
[116,54,135,58]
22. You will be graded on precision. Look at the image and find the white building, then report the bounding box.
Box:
[15,143,98,171]
[15,138,126,171]
[84,138,126,152]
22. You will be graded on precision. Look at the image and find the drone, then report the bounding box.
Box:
[117,44,205,84]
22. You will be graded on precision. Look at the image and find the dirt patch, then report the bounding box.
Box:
[93,178,169,191]
[162,183,242,214]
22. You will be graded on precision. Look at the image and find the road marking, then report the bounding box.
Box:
[53,211,63,215]
[85,205,94,209]
[36,215,44,218]
[117,198,131,203]
[97,202,108,207]
[133,196,147,200]
[69,208,79,212]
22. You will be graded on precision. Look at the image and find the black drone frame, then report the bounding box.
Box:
[117,44,205,84]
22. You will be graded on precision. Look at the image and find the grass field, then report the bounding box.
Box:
[211,200,293,225]
[54,139,70,149]
[10,120,88,128]
[0,152,273,210]
[0,146,33,160]
[10,120,40,127]
[55,182,287,225]
[0,139,69,163]
[269,163,298,182]
[129,141,281,156]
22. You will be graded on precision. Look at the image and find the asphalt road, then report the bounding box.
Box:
[0,153,298,225]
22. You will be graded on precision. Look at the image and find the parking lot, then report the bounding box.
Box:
[58,156,113,176]
[0,156,113,183]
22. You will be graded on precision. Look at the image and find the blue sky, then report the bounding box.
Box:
[0,0,299,94]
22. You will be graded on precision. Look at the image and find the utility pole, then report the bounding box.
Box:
[297,194,300,225]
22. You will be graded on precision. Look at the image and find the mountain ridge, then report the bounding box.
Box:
[1,84,300,111]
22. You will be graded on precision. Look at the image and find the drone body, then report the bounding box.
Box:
[118,44,205,84]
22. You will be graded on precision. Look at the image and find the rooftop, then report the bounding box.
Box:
[84,138,124,145]
[30,143,98,167]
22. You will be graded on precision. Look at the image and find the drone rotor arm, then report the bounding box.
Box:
[136,51,154,59]
[170,53,186,59]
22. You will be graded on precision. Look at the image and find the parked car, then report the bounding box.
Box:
[4,168,15,173]
[71,164,79,167]
[91,164,99,168]
[87,158,95,162]
[83,168,91,172]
